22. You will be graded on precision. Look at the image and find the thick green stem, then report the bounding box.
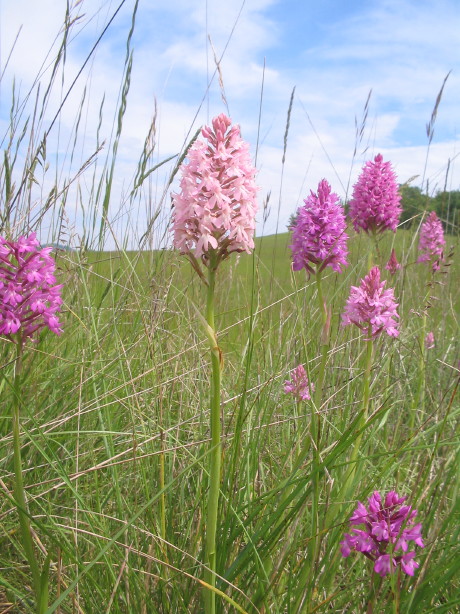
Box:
[296,272,329,612]
[371,229,381,266]
[343,332,373,495]
[12,341,43,609]
[314,271,329,403]
[392,569,401,614]
[367,250,373,271]
[311,272,328,548]
[411,312,427,430]
[411,268,431,429]
[365,572,382,614]
[204,263,222,614]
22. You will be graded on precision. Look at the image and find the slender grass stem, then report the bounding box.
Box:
[204,259,222,614]
[159,425,167,549]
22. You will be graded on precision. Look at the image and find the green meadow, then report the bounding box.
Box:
[1,225,459,612]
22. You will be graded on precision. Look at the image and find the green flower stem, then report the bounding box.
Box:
[344,330,373,495]
[204,261,222,614]
[411,311,427,430]
[411,268,431,429]
[365,572,382,614]
[311,272,328,551]
[12,341,44,611]
[315,270,329,402]
[392,568,401,614]
[367,250,373,271]
[296,271,329,612]
[371,229,381,266]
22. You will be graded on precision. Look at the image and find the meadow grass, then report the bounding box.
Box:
[1,227,458,613]
[0,5,459,613]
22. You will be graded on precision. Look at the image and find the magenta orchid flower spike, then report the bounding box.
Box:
[3,232,63,612]
[341,490,425,577]
[284,364,314,401]
[342,267,399,339]
[425,331,435,350]
[0,233,63,341]
[385,248,401,275]
[172,113,258,270]
[290,179,348,276]
[417,211,445,271]
[349,154,402,235]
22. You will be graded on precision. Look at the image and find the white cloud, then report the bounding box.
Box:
[0,0,458,247]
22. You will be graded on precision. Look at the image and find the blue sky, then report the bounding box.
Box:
[0,0,459,245]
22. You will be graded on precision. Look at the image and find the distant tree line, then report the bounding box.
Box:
[287,187,460,235]
[399,186,460,235]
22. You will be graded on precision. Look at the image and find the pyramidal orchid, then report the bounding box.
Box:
[290,179,349,276]
[172,113,258,276]
[412,212,445,422]
[1,231,63,613]
[284,364,314,401]
[425,331,435,350]
[288,178,348,394]
[289,178,348,596]
[342,266,399,340]
[341,490,425,577]
[0,233,63,341]
[349,154,402,236]
[417,211,445,271]
[171,114,258,614]
[385,248,401,275]
[341,269,399,494]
